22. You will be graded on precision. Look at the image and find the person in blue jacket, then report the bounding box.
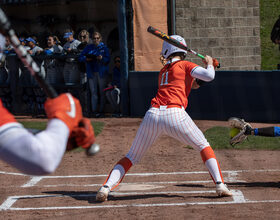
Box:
[79,32,110,117]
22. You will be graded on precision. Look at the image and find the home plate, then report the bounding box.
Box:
[117,184,165,191]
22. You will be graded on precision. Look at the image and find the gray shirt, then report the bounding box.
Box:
[63,39,81,51]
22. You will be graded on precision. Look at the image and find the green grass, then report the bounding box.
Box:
[19,120,104,137]
[260,0,280,70]
[201,126,280,150]
[19,120,104,153]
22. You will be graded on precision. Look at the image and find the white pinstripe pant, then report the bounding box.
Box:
[126,106,210,165]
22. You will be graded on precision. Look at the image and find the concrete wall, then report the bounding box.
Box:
[175,0,261,70]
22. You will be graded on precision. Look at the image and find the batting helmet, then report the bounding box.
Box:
[161,35,187,59]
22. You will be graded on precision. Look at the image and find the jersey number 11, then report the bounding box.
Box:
[160,71,169,85]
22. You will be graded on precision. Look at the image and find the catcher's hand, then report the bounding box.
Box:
[228,117,253,146]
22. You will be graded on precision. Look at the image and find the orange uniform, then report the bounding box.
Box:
[151,60,198,109]
[97,35,232,201]
[0,99,16,126]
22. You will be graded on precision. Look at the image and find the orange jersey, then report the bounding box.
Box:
[151,60,198,109]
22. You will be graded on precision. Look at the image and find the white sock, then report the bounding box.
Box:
[205,158,222,183]
[105,164,125,189]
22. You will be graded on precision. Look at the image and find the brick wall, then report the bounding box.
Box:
[175,0,261,70]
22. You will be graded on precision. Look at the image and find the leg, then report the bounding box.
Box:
[111,88,120,112]
[105,90,115,112]
[96,108,162,201]
[164,108,232,196]
[69,63,80,85]
[62,63,70,84]
[88,76,98,113]
[97,75,106,113]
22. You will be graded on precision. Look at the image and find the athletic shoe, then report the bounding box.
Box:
[216,182,232,197]
[96,185,110,202]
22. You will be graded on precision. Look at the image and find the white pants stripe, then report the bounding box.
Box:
[126,107,209,165]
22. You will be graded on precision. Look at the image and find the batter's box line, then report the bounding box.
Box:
[22,178,245,188]
[20,169,250,188]
[0,169,277,187]
[1,190,280,211]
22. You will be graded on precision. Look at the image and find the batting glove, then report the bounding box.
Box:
[44,93,83,133]
[67,118,96,150]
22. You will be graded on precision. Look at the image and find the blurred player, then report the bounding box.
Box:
[96,35,232,202]
[0,93,95,175]
[0,34,96,175]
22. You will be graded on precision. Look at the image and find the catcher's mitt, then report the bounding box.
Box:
[228,117,253,146]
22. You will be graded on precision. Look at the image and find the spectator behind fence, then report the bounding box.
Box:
[4,37,14,54]
[25,37,45,82]
[79,32,110,117]
[0,34,8,85]
[77,30,90,84]
[19,37,30,51]
[44,35,64,85]
[26,37,43,56]
[62,30,81,85]
[105,56,121,117]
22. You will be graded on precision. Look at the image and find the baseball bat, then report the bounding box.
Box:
[147,26,220,68]
[0,7,98,155]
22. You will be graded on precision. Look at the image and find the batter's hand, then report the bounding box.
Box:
[203,55,213,66]
[44,93,83,133]
[67,118,95,151]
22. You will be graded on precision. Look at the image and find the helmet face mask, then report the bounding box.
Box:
[161,35,187,59]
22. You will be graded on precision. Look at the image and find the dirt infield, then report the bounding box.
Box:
[0,118,280,219]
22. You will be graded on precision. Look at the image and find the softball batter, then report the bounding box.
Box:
[96,35,232,201]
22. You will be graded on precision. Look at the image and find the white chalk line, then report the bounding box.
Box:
[21,177,245,188]
[22,177,43,188]
[0,169,278,188]
[19,169,256,188]
[0,169,279,211]
[1,190,280,211]
[0,169,279,178]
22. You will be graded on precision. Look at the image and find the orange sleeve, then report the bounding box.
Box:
[185,61,199,77]
[0,99,16,126]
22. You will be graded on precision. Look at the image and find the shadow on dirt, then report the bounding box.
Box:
[43,191,184,203]
[228,181,280,188]
[175,184,206,188]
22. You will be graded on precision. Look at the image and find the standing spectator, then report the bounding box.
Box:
[77,30,91,115]
[0,34,8,85]
[79,32,110,117]
[44,35,64,85]
[77,30,90,84]
[105,56,121,117]
[22,37,44,85]
[25,37,45,113]
[77,30,91,51]
[26,37,43,55]
[62,30,81,85]
[19,37,30,51]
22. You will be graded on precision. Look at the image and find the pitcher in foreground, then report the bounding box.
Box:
[96,35,232,201]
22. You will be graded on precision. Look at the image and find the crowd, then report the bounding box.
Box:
[0,29,121,117]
